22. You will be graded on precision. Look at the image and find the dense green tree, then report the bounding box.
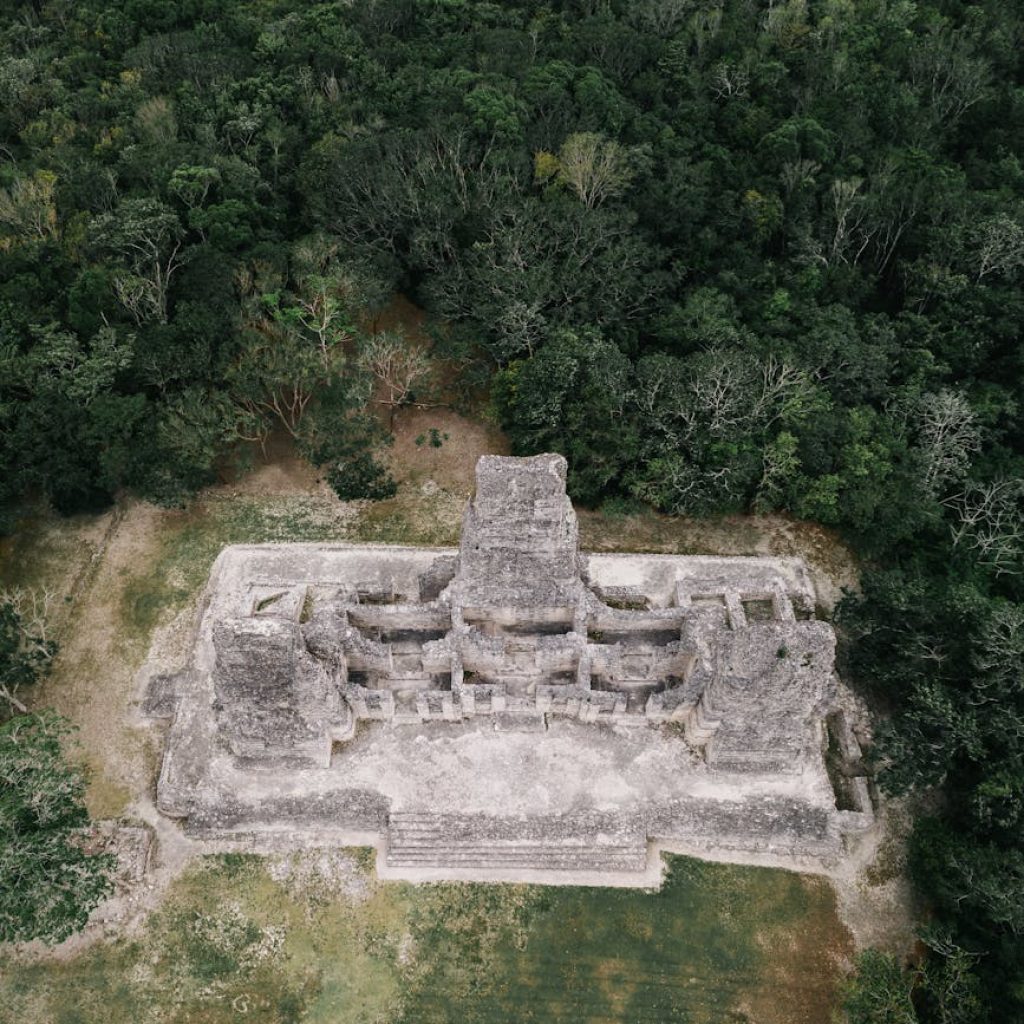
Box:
[840,950,917,1024]
[2,0,1024,1010]
[0,712,114,944]
[493,328,637,504]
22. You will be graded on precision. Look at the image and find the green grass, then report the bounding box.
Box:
[117,491,461,642]
[0,852,850,1024]
[118,495,357,640]
[0,503,94,593]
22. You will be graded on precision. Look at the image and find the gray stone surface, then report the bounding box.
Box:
[146,453,871,885]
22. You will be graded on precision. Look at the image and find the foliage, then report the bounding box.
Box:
[493,328,637,503]
[1,0,1024,1016]
[839,950,917,1024]
[327,454,397,503]
[0,712,114,944]
[837,562,1024,1017]
[3,0,1020,543]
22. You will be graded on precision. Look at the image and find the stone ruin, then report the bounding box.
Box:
[146,454,873,886]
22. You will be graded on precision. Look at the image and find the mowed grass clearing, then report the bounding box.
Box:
[0,851,851,1024]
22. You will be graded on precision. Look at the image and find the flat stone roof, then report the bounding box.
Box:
[202,716,831,818]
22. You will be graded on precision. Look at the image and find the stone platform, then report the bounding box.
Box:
[143,455,873,885]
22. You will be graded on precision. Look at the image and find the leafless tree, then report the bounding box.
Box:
[909,30,990,129]
[710,61,750,100]
[972,603,1024,697]
[867,157,931,273]
[554,133,635,210]
[691,6,723,56]
[633,455,741,517]
[676,350,814,438]
[779,159,820,197]
[629,0,694,36]
[134,96,177,145]
[910,389,981,493]
[827,177,873,265]
[359,330,431,425]
[762,0,809,48]
[91,199,188,324]
[1,587,56,714]
[945,479,1024,576]
[972,213,1024,282]
[0,170,58,246]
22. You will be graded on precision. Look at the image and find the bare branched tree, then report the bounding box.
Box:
[710,61,750,100]
[945,479,1024,576]
[972,214,1024,282]
[971,603,1024,697]
[629,0,694,36]
[909,30,990,129]
[674,350,815,439]
[779,159,820,197]
[910,389,981,494]
[0,587,57,715]
[827,177,872,265]
[90,199,188,324]
[554,133,635,210]
[358,330,431,425]
[0,169,58,246]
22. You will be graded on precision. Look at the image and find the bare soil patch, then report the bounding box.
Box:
[219,428,325,498]
[384,405,509,497]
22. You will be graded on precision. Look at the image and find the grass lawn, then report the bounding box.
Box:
[0,851,850,1024]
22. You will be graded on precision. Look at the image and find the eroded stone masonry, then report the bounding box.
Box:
[146,454,873,886]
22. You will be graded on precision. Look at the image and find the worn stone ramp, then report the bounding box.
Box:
[384,811,650,880]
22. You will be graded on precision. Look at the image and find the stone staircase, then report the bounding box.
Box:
[385,811,647,873]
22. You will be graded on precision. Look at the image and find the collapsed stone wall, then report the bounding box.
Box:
[212,617,345,768]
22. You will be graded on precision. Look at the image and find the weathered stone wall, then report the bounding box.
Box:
[212,617,340,767]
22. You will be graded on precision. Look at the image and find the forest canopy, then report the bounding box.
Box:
[1,0,1023,1017]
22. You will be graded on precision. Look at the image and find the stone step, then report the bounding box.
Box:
[387,842,644,856]
[386,844,646,867]
[385,812,647,872]
[388,836,641,851]
[387,852,647,870]
[390,812,635,832]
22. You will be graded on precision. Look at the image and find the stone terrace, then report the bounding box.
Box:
[145,454,873,886]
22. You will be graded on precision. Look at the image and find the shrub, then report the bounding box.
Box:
[327,453,397,501]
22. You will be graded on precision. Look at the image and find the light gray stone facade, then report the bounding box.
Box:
[146,454,872,885]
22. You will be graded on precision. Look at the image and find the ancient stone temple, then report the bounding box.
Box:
[146,454,872,886]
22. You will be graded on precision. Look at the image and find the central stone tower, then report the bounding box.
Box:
[452,453,585,634]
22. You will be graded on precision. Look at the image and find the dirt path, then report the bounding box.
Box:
[30,501,167,817]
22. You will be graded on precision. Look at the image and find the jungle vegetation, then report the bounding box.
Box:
[0,1,1022,1018]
